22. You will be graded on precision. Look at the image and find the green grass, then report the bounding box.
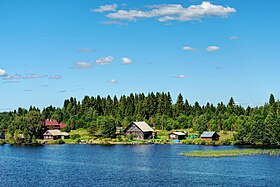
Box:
[180,149,280,157]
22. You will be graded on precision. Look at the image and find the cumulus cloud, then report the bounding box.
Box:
[206,45,220,52]
[230,36,239,40]
[0,69,6,76]
[95,56,114,65]
[106,79,118,84]
[182,46,196,51]
[73,61,94,69]
[91,4,117,12]
[121,57,132,64]
[49,75,62,79]
[173,74,186,78]
[73,56,114,69]
[105,2,236,22]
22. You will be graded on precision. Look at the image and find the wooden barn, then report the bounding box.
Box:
[201,131,220,141]
[124,121,155,140]
[168,132,187,140]
[43,130,70,141]
[0,129,5,139]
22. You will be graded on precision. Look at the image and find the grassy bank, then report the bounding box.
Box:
[180,149,280,157]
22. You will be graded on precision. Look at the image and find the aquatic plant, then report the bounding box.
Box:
[180,149,280,157]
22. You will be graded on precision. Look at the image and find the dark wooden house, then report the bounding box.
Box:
[201,131,220,141]
[0,129,6,139]
[43,130,69,141]
[168,132,187,140]
[124,121,155,140]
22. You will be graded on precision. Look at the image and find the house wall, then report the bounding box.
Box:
[44,135,54,140]
[168,134,178,140]
[201,136,219,141]
[125,124,144,140]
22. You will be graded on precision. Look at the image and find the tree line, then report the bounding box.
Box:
[0,92,280,145]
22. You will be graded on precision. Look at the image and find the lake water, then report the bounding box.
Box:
[1,144,280,187]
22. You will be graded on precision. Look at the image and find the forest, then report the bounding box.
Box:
[0,92,280,145]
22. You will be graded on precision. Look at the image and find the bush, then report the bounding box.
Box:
[200,140,206,145]
[221,139,231,145]
[71,134,81,140]
[57,139,65,144]
[0,140,6,145]
[61,125,71,133]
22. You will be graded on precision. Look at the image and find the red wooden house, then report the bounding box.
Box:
[43,119,67,130]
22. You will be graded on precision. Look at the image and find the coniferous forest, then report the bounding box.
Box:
[1,92,280,145]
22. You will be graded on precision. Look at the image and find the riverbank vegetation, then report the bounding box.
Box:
[180,149,280,157]
[1,93,280,145]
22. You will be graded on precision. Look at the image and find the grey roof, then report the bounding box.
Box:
[133,121,155,132]
[169,132,186,136]
[201,131,219,138]
[44,130,69,136]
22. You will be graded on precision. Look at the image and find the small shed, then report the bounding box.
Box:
[201,131,220,141]
[124,121,155,140]
[43,130,70,141]
[168,132,187,140]
[0,129,6,139]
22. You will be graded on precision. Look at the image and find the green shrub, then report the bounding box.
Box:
[0,140,6,145]
[57,139,65,144]
[221,139,231,145]
[71,134,81,140]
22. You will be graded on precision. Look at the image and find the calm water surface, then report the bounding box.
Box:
[0,144,280,187]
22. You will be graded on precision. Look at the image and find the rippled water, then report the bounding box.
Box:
[0,144,280,186]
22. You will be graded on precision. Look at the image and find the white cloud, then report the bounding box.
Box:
[23,89,32,92]
[173,74,186,78]
[3,74,45,80]
[91,4,117,13]
[230,36,239,40]
[206,45,220,52]
[73,61,94,69]
[95,56,114,65]
[2,80,20,84]
[106,79,118,83]
[0,69,6,76]
[106,2,236,22]
[78,48,95,52]
[182,46,196,51]
[101,20,127,26]
[49,75,62,79]
[121,57,132,64]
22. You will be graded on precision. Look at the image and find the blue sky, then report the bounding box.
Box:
[1,0,280,111]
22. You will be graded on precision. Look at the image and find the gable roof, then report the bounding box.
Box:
[59,124,67,129]
[44,119,67,129]
[169,132,186,136]
[125,121,155,132]
[43,130,69,136]
[44,119,59,126]
[201,131,219,138]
